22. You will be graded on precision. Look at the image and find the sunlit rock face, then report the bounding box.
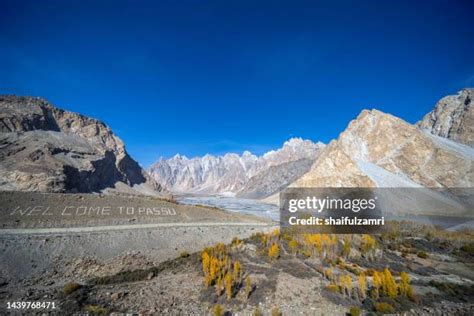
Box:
[149,138,325,196]
[292,91,473,190]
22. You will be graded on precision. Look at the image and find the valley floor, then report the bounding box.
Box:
[0,192,473,315]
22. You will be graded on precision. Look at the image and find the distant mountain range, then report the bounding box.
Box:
[150,89,473,208]
[149,138,325,197]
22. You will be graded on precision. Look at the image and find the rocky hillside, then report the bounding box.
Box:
[418,88,473,146]
[0,96,164,195]
[293,109,473,189]
[292,89,473,190]
[149,138,324,195]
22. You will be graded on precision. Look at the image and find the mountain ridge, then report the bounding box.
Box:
[149,137,325,196]
[0,95,165,196]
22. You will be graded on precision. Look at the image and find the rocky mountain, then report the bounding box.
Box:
[274,89,474,214]
[418,88,473,146]
[292,108,473,189]
[0,95,165,195]
[149,138,324,195]
[236,159,314,199]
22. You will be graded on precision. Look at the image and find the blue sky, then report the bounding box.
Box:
[1,0,473,167]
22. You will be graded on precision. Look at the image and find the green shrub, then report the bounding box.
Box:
[349,306,361,316]
[63,282,80,295]
[460,243,474,255]
[271,307,282,316]
[84,305,108,315]
[253,307,263,316]
[179,251,190,258]
[213,304,223,316]
[374,302,395,313]
[326,283,339,293]
[417,251,429,259]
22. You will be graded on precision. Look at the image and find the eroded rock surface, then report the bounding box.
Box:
[0,95,164,194]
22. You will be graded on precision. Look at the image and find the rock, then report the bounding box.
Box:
[0,95,167,196]
[292,107,473,190]
[237,158,315,199]
[418,88,473,147]
[110,292,123,301]
[146,272,154,280]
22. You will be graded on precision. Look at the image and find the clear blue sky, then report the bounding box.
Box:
[1,0,473,167]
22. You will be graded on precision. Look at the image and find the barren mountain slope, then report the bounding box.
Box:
[293,108,473,189]
[0,95,164,195]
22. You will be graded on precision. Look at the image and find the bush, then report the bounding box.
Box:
[213,304,223,316]
[342,236,351,257]
[253,307,263,316]
[271,307,282,316]
[326,283,339,293]
[382,268,398,299]
[324,268,333,281]
[225,273,234,299]
[245,276,252,299]
[63,282,81,295]
[288,239,298,254]
[231,237,243,248]
[374,302,395,313]
[460,243,474,255]
[417,251,429,259]
[399,272,413,298]
[349,306,361,316]
[358,273,367,299]
[339,274,353,296]
[179,251,190,258]
[361,235,377,254]
[84,305,108,315]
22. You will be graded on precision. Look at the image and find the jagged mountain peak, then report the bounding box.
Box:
[149,138,324,194]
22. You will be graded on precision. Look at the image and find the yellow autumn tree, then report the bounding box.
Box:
[371,270,382,299]
[382,268,398,298]
[233,261,242,282]
[216,276,223,296]
[268,243,280,260]
[213,304,223,316]
[322,234,338,258]
[358,272,367,300]
[342,236,351,258]
[339,274,353,297]
[361,235,376,255]
[288,239,298,255]
[225,273,233,299]
[303,234,323,255]
[324,268,334,281]
[399,271,413,298]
